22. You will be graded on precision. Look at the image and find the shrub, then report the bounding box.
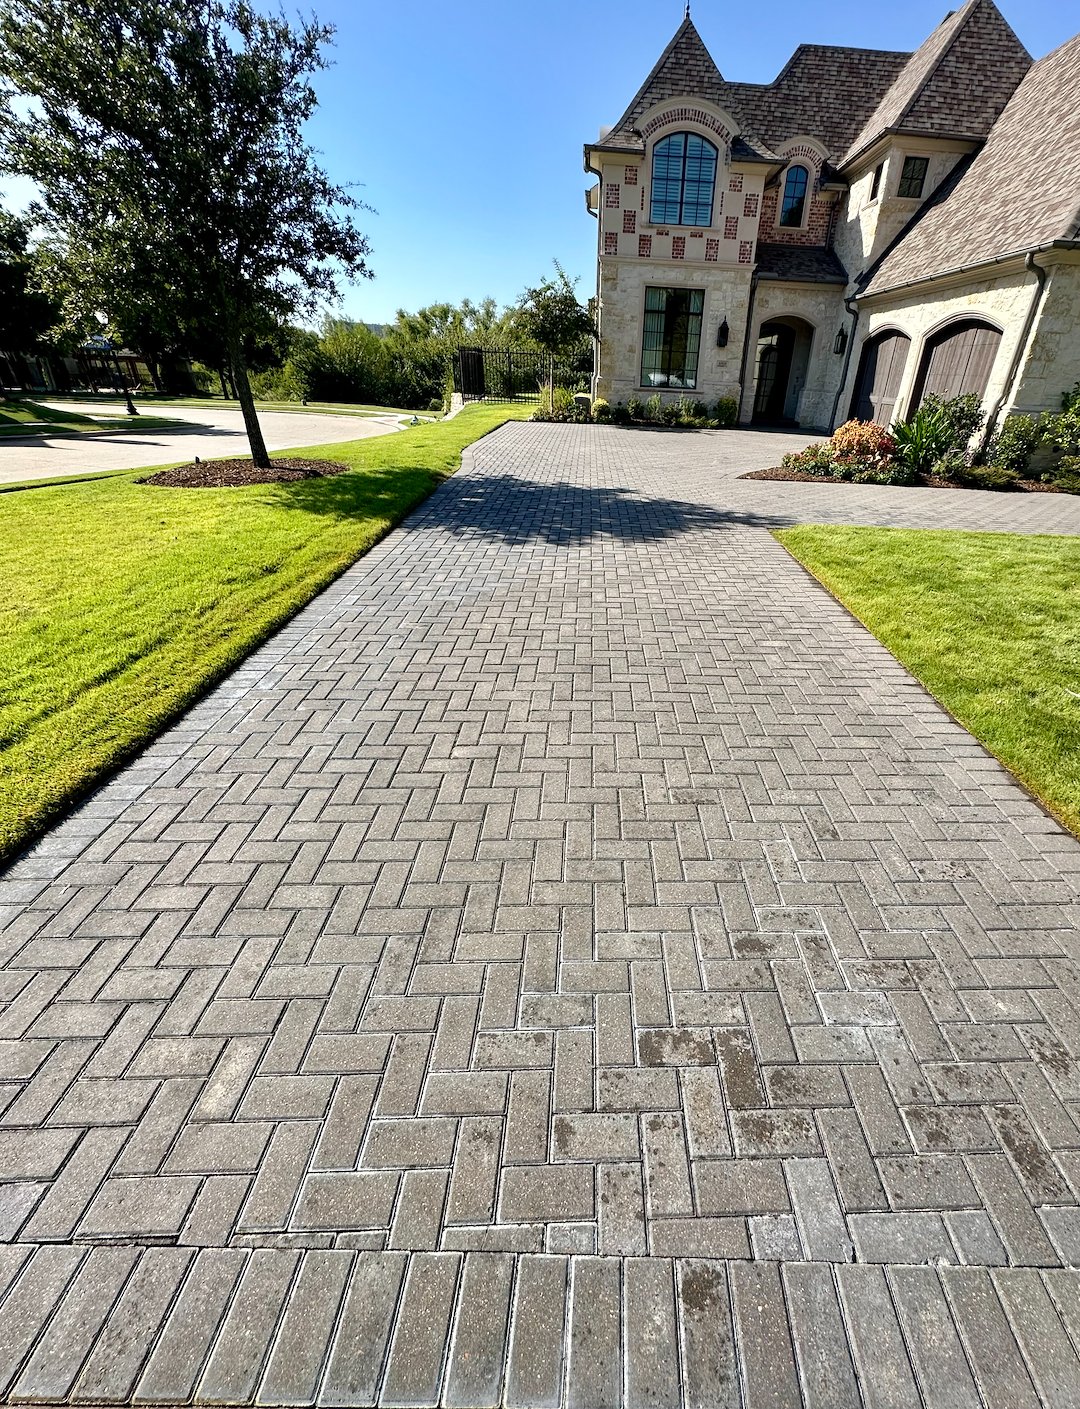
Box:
[830,419,896,467]
[1062,382,1080,413]
[626,395,643,422]
[659,399,679,426]
[922,392,985,449]
[691,400,710,422]
[610,402,631,425]
[890,406,954,474]
[1046,455,1080,493]
[1043,405,1080,458]
[644,393,662,423]
[531,385,579,423]
[591,398,612,423]
[781,444,835,476]
[950,462,1021,491]
[985,413,1042,476]
[714,396,738,428]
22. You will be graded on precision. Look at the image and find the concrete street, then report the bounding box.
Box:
[0,403,403,485]
[4,423,1080,1404]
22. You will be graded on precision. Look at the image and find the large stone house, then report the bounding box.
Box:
[584,0,1080,435]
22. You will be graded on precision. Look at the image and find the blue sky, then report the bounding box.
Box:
[4,0,1074,325]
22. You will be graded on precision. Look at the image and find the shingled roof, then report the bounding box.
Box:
[864,32,1080,295]
[595,17,909,164]
[755,244,848,284]
[842,0,1031,166]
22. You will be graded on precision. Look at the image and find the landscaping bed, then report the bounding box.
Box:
[743,465,1069,493]
[141,456,347,488]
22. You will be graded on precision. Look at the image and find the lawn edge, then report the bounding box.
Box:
[772,525,1080,842]
[1,411,520,869]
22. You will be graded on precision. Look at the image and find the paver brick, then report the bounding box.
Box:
[9,424,1080,1402]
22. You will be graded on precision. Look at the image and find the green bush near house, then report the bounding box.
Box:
[0,403,530,862]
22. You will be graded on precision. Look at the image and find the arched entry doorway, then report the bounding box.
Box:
[851,329,910,424]
[911,319,1002,409]
[752,318,814,425]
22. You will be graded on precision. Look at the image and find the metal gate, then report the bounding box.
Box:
[454,347,591,403]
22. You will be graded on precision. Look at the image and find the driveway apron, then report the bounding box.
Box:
[4,423,1080,1405]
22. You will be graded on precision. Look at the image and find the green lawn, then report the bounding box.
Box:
[776,525,1080,836]
[0,398,180,437]
[0,402,529,861]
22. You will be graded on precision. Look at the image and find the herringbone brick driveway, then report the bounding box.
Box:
[5,422,1080,1406]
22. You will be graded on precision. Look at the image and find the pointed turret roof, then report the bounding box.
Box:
[842,0,1031,166]
[600,16,728,154]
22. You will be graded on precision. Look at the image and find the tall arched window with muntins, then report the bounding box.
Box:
[780,165,809,226]
[650,133,718,227]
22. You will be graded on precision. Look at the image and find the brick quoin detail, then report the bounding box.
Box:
[672,235,686,259]
[604,232,618,255]
[739,240,754,263]
[640,107,732,144]
[724,216,739,240]
[638,233,652,257]
[743,194,759,218]
[623,209,636,234]
[624,165,639,185]
[706,237,720,261]
[605,183,621,209]
[728,174,744,193]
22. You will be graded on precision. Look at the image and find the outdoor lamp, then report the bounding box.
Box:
[716,318,730,348]
[833,326,849,355]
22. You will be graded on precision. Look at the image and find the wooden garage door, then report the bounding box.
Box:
[851,331,910,424]
[913,320,1002,407]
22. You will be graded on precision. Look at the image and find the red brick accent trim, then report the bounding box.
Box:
[672,236,686,259]
[739,240,754,264]
[605,183,621,209]
[641,107,732,144]
[728,174,744,193]
[743,194,759,218]
[604,232,618,255]
[638,234,652,257]
[724,216,739,239]
[623,209,636,234]
[624,166,639,185]
[705,238,720,261]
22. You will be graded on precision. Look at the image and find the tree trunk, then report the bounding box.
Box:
[230,348,270,467]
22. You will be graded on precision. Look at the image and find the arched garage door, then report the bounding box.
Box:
[850,330,910,424]
[912,319,1002,408]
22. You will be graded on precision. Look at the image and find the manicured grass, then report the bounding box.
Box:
[0,398,180,437]
[0,403,529,861]
[776,524,1080,836]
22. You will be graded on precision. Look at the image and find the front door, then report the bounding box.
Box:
[753,324,796,424]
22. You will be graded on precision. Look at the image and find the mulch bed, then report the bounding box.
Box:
[140,457,348,489]
[740,467,1063,493]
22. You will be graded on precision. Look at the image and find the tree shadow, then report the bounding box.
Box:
[267,466,789,542]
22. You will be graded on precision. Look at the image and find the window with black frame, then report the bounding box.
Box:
[640,287,705,389]
[650,133,718,226]
[779,165,809,226]
[898,156,929,198]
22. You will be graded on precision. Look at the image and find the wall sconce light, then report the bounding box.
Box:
[833,326,849,356]
[716,318,730,348]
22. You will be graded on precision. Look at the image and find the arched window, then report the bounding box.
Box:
[780,165,809,227]
[650,133,718,227]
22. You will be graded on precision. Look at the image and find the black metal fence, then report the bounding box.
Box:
[455,347,592,403]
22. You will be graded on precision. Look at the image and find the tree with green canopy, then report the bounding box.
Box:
[0,0,371,466]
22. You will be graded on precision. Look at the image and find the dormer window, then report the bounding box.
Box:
[779,165,809,226]
[898,156,929,199]
[650,133,718,226]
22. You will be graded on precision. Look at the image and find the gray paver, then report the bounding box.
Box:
[8,422,1080,1404]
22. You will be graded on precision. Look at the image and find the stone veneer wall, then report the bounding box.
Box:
[595,258,752,406]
